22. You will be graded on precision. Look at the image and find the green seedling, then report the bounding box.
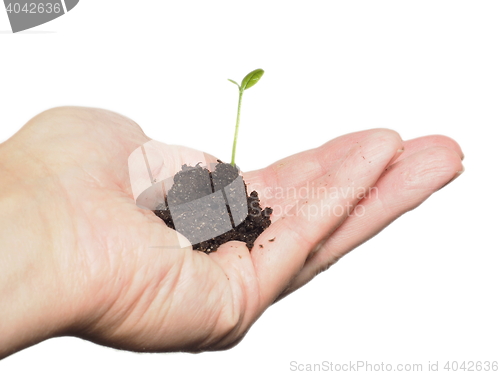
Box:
[228,68,265,166]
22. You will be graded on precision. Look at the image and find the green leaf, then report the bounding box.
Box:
[228,79,240,89]
[240,69,264,91]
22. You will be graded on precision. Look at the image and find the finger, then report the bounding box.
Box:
[250,129,403,308]
[244,129,404,220]
[279,145,464,299]
[396,134,464,163]
[243,133,462,218]
[244,129,381,191]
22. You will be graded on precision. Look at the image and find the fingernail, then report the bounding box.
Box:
[388,147,405,165]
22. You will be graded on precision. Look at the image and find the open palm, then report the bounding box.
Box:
[3,107,463,354]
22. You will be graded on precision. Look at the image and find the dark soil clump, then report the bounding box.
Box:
[153,161,272,253]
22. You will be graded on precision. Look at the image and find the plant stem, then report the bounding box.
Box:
[231,89,244,166]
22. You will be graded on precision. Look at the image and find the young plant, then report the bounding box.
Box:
[228,68,265,166]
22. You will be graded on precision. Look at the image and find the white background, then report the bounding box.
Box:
[1,1,499,374]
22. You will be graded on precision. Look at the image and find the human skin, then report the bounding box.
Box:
[0,107,464,359]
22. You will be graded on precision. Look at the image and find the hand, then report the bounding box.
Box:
[0,107,464,358]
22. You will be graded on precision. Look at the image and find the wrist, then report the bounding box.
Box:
[0,141,80,359]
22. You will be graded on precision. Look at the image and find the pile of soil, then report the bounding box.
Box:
[154,161,272,253]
